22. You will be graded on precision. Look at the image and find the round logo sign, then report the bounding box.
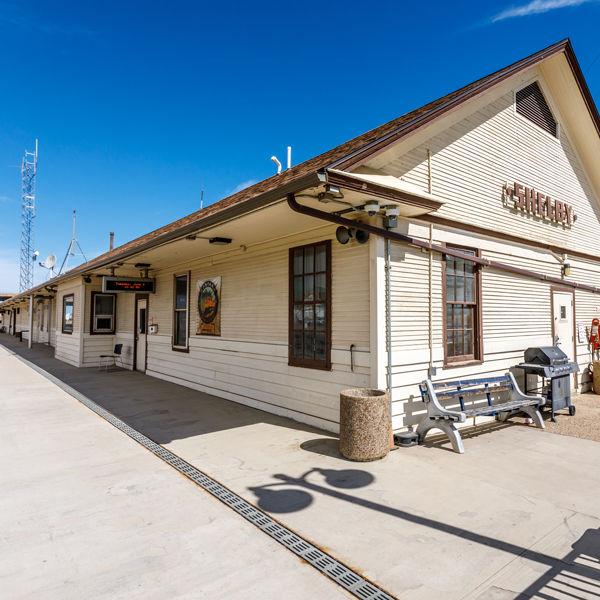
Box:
[199,280,219,324]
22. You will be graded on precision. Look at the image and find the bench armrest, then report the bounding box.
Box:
[506,372,546,405]
[422,379,467,422]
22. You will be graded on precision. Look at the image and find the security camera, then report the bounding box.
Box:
[364,202,380,217]
[384,206,400,229]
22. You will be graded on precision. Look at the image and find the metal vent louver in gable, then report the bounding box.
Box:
[516,82,557,137]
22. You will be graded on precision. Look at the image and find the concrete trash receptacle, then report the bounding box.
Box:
[593,361,600,394]
[339,388,390,461]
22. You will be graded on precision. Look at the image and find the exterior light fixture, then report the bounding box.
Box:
[83,276,92,283]
[562,263,571,277]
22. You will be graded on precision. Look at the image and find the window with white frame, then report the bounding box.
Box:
[92,292,115,334]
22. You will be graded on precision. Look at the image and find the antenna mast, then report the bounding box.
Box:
[19,140,37,292]
[58,210,88,275]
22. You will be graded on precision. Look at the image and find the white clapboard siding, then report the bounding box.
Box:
[82,336,116,368]
[387,245,600,427]
[15,304,29,333]
[385,225,600,427]
[137,225,370,433]
[374,79,600,429]
[389,243,443,349]
[54,281,83,367]
[382,88,600,258]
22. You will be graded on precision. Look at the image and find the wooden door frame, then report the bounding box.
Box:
[133,293,149,372]
[550,286,577,387]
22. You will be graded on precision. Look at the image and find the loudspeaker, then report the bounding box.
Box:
[336,226,350,244]
[354,229,370,244]
[336,226,370,245]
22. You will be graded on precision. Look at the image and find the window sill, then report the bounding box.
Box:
[172,346,189,353]
[443,359,483,369]
[288,360,332,371]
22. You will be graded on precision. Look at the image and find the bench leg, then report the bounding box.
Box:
[417,419,465,454]
[521,406,545,429]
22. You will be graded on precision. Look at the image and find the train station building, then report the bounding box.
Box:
[2,39,599,434]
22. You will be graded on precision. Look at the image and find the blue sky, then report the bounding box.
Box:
[1,0,599,291]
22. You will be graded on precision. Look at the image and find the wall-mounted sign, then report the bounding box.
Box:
[102,276,156,293]
[505,182,577,225]
[196,277,221,336]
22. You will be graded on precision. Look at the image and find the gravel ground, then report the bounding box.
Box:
[513,391,600,442]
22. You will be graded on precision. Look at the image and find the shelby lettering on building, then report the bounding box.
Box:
[506,182,577,224]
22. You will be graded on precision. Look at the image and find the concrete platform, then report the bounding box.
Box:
[0,342,352,600]
[2,334,600,599]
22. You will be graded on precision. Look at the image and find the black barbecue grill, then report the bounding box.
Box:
[514,346,579,421]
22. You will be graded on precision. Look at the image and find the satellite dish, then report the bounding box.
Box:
[45,254,57,269]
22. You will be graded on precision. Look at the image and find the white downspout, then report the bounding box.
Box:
[386,237,393,440]
[429,223,434,373]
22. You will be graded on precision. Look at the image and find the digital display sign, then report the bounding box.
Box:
[102,277,155,294]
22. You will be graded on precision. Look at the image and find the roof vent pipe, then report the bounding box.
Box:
[287,146,291,170]
[271,156,281,174]
[110,232,114,251]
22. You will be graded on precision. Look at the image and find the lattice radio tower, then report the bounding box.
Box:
[20,140,38,292]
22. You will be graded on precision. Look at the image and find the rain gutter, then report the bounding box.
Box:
[1,171,327,309]
[286,193,600,293]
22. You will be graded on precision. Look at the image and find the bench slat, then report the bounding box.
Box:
[432,376,511,390]
[462,398,539,418]
[436,383,513,401]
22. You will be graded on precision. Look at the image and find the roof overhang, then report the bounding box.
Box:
[326,168,444,215]
[327,40,599,172]
[0,171,327,308]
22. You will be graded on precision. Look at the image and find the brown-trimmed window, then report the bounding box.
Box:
[62,294,74,334]
[91,292,116,334]
[289,240,331,370]
[173,273,189,350]
[444,247,482,364]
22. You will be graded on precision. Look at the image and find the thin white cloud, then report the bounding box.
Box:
[0,195,14,203]
[229,179,258,195]
[0,4,95,35]
[492,0,597,21]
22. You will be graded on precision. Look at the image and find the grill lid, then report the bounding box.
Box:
[524,346,569,365]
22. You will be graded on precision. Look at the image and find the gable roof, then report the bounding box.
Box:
[3,38,598,307]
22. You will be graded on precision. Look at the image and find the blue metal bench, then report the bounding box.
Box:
[417,373,545,453]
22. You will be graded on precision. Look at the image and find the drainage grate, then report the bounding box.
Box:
[5,347,397,600]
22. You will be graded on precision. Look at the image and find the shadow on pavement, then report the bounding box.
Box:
[0,335,332,445]
[249,467,600,598]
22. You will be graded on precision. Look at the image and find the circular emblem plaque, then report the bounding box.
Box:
[198,280,219,324]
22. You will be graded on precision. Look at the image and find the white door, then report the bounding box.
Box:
[135,299,147,372]
[38,301,49,344]
[552,290,576,386]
